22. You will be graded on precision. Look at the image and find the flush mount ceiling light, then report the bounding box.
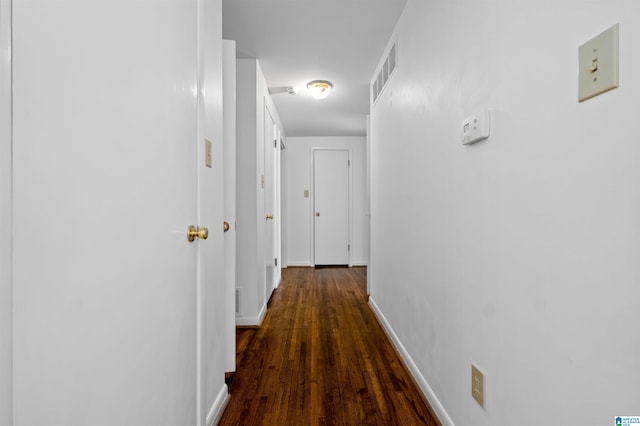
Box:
[307,80,333,99]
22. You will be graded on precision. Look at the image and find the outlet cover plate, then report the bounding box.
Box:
[578,24,619,102]
[205,139,212,168]
[471,364,485,407]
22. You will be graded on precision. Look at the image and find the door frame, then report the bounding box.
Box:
[263,104,279,292]
[310,147,353,267]
[0,0,12,422]
[280,138,287,269]
[222,39,236,374]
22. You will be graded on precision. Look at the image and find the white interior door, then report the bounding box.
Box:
[313,149,350,265]
[12,1,200,424]
[264,107,277,292]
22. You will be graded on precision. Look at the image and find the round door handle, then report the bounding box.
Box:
[266,214,274,220]
[315,212,320,217]
[187,225,209,242]
[223,221,230,232]
[199,227,209,240]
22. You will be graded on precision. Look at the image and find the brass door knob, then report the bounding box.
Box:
[187,225,209,242]
[223,221,230,232]
[266,214,274,220]
[198,227,209,240]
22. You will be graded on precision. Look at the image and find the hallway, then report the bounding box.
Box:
[219,267,439,425]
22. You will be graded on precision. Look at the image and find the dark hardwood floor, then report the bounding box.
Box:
[219,267,440,426]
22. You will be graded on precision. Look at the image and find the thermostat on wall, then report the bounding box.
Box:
[462,110,491,145]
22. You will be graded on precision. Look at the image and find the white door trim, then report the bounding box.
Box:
[263,104,278,292]
[0,0,12,423]
[196,0,205,422]
[310,147,353,267]
[222,39,236,374]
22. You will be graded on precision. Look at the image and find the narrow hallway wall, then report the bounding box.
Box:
[370,1,640,425]
[236,59,285,326]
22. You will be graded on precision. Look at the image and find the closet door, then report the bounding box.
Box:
[313,149,350,265]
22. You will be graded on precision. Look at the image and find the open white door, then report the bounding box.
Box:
[12,1,201,424]
[264,106,278,292]
[313,149,351,266]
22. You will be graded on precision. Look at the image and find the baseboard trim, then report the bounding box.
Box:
[286,261,312,267]
[235,302,267,327]
[368,297,454,426]
[206,383,229,426]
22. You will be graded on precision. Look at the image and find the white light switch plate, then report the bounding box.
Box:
[578,24,619,102]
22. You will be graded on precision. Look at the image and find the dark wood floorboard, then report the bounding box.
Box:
[219,267,440,426]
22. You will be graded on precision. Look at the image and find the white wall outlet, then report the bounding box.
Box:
[578,24,619,102]
[471,364,485,407]
[462,110,490,145]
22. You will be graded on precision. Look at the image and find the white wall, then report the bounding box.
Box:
[370,1,640,425]
[236,59,285,325]
[0,0,12,422]
[285,137,368,266]
[236,59,259,322]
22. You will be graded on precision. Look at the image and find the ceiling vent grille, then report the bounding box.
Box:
[372,40,397,106]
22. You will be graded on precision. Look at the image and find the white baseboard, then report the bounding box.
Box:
[368,297,455,426]
[206,383,229,426]
[235,302,267,327]
[285,261,312,267]
[286,262,368,267]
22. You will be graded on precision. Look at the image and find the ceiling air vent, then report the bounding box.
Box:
[371,39,398,106]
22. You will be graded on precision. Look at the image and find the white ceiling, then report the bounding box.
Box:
[222,0,407,137]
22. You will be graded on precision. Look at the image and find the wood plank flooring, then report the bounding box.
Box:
[219,267,440,426]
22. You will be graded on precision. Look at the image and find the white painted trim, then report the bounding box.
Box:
[222,38,237,375]
[235,302,267,327]
[365,115,371,296]
[195,0,206,422]
[0,0,12,423]
[286,261,313,267]
[206,383,229,426]
[368,297,455,426]
[274,275,281,290]
[264,103,279,297]
[351,261,368,267]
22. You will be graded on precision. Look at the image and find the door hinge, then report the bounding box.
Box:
[348,160,350,166]
[274,139,277,148]
[348,244,351,251]
[275,258,278,267]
